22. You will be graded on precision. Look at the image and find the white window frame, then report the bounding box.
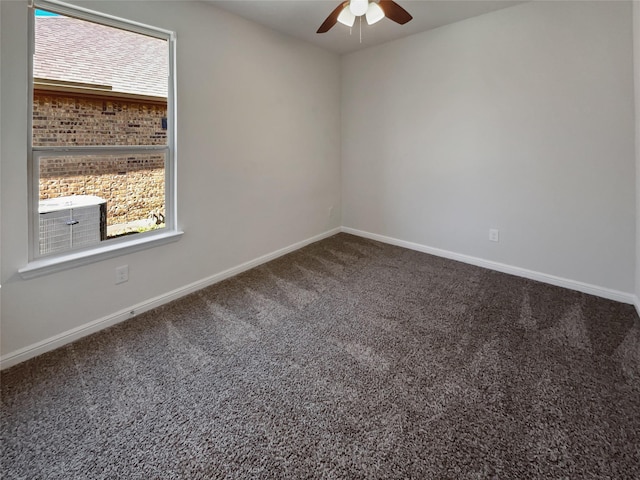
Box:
[20,0,182,279]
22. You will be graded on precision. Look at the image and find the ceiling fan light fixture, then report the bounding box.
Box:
[316,0,412,34]
[349,0,369,17]
[337,5,356,27]
[365,2,385,25]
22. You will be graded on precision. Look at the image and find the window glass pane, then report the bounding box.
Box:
[38,152,166,255]
[33,11,168,147]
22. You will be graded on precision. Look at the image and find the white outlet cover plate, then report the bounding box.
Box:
[115,265,129,284]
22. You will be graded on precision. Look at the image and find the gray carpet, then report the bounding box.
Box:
[2,233,639,479]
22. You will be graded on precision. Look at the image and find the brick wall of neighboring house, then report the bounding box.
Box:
[34,92,167,229]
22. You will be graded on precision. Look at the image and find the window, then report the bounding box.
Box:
[21,0,180,278]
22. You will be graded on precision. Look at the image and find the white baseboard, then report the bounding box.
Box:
[0,227,341,370]
[342,227,637,306]
[2,225,637,370]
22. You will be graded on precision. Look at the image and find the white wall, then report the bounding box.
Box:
[342,1,635,294]
[0,1,341,359]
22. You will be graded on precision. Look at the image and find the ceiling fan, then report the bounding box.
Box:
[317,0,412,34]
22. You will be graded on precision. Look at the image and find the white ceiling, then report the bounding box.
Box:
[206,0,524,55]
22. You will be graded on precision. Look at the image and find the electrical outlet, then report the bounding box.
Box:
[489,229,500,242]
[115,265,129,284]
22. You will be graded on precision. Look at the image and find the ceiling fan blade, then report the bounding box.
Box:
[317,2,347,33]
[378,0,413,25]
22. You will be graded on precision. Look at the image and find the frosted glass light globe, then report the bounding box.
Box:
[337,5,356,27]
[349,0,369,17]
[365,2,385,25]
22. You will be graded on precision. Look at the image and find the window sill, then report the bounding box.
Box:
[19,229,184,279]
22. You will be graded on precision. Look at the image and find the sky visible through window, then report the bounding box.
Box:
[35,9,59,17]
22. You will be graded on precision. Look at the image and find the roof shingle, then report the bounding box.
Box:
[34,16,168,98]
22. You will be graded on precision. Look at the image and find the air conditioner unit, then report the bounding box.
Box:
[39,195,107,255]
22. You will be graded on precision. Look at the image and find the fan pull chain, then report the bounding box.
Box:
[359,16,362,43]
